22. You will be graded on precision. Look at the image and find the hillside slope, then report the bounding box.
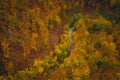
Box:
[0,0,120,80]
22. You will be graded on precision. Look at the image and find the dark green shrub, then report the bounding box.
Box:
[94,41,102,49]
[92,23,107,32]
[69,13,83,27]
[81,75,89,80]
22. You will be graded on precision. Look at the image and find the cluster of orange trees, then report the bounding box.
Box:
[1,13,120,80]
[48,15,120,80]
[0,0,63,75]
[0,0,120,80]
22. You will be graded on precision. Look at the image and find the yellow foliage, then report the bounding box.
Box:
[1,40,9,58]
[32,33,38,38]
[73,30,84,42]
[102,41,116,51]
[1,40,9,50]
[50,51,54,57]
[5,61,14,73]
[55,15,61,24]
[72,65,90,79]
[108,42,116,51]
[75,19,85,29]
[91,50,102,59]
[93,16,112,28]
[30,33,38,51]
[64,57,72,67]
[80,49,86,55]
[34,59,43,67]
[0,76,8,80]
[53,56,57,61]
[55,46,62,54]
[72,68,80,76]
[38,67,44,73]
[84,30,89,37]
[49,24,54,30]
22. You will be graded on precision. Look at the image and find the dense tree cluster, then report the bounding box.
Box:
[0,0,120,80]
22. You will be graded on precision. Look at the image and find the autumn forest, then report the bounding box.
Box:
[0,0,120,80]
